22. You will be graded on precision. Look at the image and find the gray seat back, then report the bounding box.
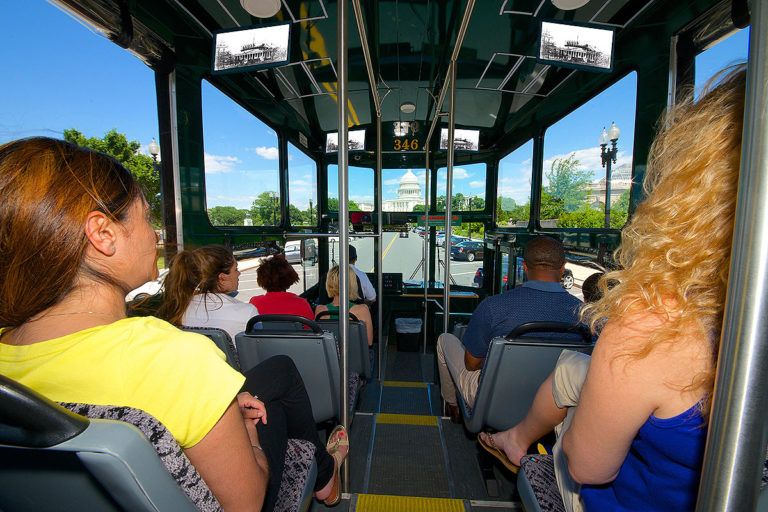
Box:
[452,322,468,341]
[0,374,207,512]
[315,310,371,379]
[236,315,341,424]
[456,322,593,433]
[182,325,240,370]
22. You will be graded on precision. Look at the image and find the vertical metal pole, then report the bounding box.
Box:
[603,156,612,229]
[336,0,350,487]
[376,114,383,380]
[697,11,768,511]
[423,146,431,353]
[443,61,456,335]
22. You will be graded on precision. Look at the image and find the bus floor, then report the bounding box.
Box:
[310,340,521,512]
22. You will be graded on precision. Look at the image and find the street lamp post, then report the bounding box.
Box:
[309,199,314,225]
[599,122,620,228]
[270,191,278,225]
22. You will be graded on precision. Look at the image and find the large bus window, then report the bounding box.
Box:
[288,143,318,227]
[434,163,487,287]
[541,72,637,229]
[436,163,487,213]
[327,165,375,212]
[202,80,280,227]
[498,141,534,228]
[382,169,426,212]
[694,29,749,96]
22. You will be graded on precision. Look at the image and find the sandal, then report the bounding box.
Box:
[323,425,349,506]
[478,432,520,474]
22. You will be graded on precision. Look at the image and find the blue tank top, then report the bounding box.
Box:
[580,403,707,511]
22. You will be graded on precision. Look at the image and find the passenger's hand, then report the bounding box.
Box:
[237,392,267,425]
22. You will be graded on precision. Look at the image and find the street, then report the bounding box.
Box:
[236,232,597,302]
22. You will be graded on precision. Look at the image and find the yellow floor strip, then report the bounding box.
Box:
[356,494,465,512]
[383,380,428,388]
[376,413,437,426]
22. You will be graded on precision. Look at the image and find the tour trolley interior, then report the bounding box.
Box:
[10,0,768,510]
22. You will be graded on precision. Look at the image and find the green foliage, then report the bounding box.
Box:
[64,128,161,227]
[540,192,566,219]
[545,153,593,212]
[250,191,280,225]
[412,204,426,213]
[327,198,361,211]
[207,206,248,226]
[556,189,630,229]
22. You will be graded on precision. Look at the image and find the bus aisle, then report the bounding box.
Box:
[311,339,520,511]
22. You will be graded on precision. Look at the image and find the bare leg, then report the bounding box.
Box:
[480,372,566,465]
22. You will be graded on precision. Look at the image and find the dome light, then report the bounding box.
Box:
[241,0,282,18]
[551,0,590,10]
[400,102,416,114]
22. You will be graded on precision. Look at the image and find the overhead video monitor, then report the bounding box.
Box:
[325,130,366,153]
[212,22,291,74]
[538,20,614,72]
[439,128,479,151]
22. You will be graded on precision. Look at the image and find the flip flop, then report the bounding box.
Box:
[478,432,520,474]
[323,425,349,506]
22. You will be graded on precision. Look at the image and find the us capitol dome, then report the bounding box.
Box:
[382,169,423,212]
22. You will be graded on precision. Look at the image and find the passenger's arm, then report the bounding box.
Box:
[464,350,483,371]
[353,304,374,346]
[561,316,669,485]
[314,304,328,319]
[184,400,268,511]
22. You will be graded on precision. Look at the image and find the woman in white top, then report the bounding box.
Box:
[160,245,257,340]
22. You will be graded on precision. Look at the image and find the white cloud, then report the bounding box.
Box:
[452,167,472,180]
[521,157,532,166]
[469,180,485,188]
[251,146,280,160]
[204,153,241,173]
[383,177,401,186]
[543,147,632,177]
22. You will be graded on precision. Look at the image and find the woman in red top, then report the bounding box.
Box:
[250,255,314,319]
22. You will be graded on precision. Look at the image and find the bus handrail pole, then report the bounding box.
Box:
[376,113,383,380]
[337,0,350,489]
[443,60,456,335]
[696,9,768,511]
[351,0,381,115]
[424,0,476,146]
[423,145,430,353]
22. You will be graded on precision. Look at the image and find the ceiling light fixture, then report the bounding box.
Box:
[241,0,282,18]
[400,102,416,114]
[551,0,590,10]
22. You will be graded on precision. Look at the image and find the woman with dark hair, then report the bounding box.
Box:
[0,138,347,511]
[250,255,314,319]
[159,245,257,340]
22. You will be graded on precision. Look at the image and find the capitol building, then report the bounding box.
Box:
[367,169,423,212]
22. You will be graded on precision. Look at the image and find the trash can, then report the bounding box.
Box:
[395,317,422,352]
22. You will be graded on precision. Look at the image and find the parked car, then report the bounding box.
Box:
[471,267,574,290]
[283,240,317,265]
[451,240,484,261]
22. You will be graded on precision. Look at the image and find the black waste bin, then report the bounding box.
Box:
[395,318,422,352]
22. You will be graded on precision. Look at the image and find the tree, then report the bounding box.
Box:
[251,191,280,225]
[208,206,248,226]
[540,191,566,220]
[327,198,361,211]
[610,189,630,228]
[412,204,426,213]
[545,153,593,212]
[64,128,161,227]
[288,204,305,225]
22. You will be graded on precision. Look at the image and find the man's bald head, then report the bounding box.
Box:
[523,236,565,275]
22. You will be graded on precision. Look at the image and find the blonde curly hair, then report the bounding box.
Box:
[581,64,747,416]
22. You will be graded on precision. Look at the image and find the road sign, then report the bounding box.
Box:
[416,215,461,227]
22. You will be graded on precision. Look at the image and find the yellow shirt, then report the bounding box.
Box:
[0,316,245,448]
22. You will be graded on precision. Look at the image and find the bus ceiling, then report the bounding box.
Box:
[50,0,735,168]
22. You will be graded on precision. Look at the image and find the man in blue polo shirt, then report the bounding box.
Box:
[437,236,583,422]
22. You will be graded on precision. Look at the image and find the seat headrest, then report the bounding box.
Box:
[0,374,88,448]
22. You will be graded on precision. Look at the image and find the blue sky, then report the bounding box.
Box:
[0,1,750,211]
